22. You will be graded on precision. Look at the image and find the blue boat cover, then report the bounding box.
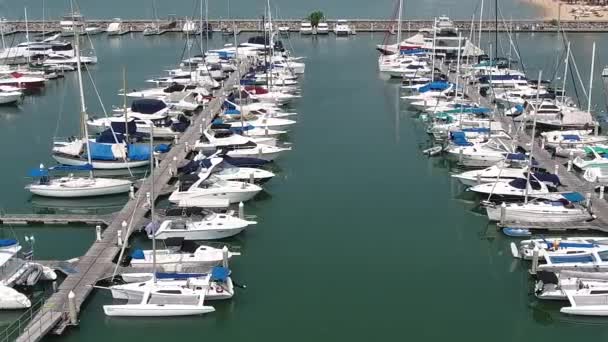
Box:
[212,118,224,125]
[131,249,145,259]
[110,120,137,135]
[96,130,126,143]
[533,172,561,186]
[131,99,166,114]
[470,107,491,114]
[28,168,49,177]
[419,81,450,93]
[154,144,170,153]
[230,125,255,134]
[548,254,595,264]
[561,134,581,141]
[562,192,585,203]
[225,109,241,115]
[506,153,526,161]
[50,164,94,172]
[0,239,17,247]
[502,228,531,237]
[223,101,236,110]
[128,144,151,161]
[400,48,425,55]
[211,266,230,281]
[89,142,116,161]
[155,273,206,280]
[450,131,473,146]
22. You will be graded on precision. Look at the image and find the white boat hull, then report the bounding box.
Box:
[52,154,149,170]
[104,304,214,317]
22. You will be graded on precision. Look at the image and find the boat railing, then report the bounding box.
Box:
[0,295,66,342]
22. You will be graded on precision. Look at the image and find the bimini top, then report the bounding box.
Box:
[418,81,450,93]
[211,266,230,281]
[0,239,18,248]
[131,99,167,114]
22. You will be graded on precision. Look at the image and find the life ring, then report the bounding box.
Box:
[216,286,224,293]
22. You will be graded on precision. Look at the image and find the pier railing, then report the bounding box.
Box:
[0,297,64,342]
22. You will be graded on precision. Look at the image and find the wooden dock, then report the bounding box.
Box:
[4,18,608,34]
[0,213,113,226]
[12,61,249,342]
[440,63,608,233]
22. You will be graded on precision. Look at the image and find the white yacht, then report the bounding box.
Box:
[485,195,592,223]
[468,176,558,200]
[107,18,129,36]
[573,147,608,170]
[149,214,255,240]
[168,169,262,205]
[334,20,353,36]
[199,157,275,183]
[130,243,240,272]
[300,22,313,35]
[317,22,329,34]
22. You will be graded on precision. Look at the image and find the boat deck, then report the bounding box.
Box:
[13,61,249,342]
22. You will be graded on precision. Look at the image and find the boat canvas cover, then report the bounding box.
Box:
[404,33,425,46]
[110,119,137,135]
[54,140,84,157]
[532,172,560,186]
[131,249,145,259]
[584,146,608,155]
[0,239,17,247]
[400,48,425,55]
[419,82,450,93]
[131,99,167,114]
[225,109,241,115]
[461,40,484,57]
[88,142,116,160]
[562,192,585,203]
[127,144,151,161]
[211,266,230,282]
[450,131,472,146]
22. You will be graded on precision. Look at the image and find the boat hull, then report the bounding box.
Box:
[27,182,131,198]
[154,226,247,240]
[52,154,149,170]
[103,304,215,317]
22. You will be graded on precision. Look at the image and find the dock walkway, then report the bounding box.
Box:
[13,61,249,342]
[440,63,608,232]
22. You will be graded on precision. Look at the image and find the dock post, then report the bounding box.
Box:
[117,230,123,246]
[249,173,255,184]
[199,123,203,134]
[530,247,539,275]
[172,156,178,176]
[567,160,573,172]
[476,173,481,185]
[258,148,262,159]
[459,149,463,164]
[174,134,179,145]
[540,138,545,150]
[68,291,78,325]
[554,164,559,176]
[500,202,507,225]
[239,202,245,220]
[95,225,102,241]
[222,246,229,268]
[129,185,135,199]
[508,124,512,134]
[586,192,592,208]
[601,186,605,200]
[265,126,269,136]
[185,141,189,152]
[52,280,57,292]
[146,192,151,207]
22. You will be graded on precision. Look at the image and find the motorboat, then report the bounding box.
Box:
[107,18,130,36]
[0,86,22,105]
[512,237,608,260]
[129,238,240,272]
[43,53,98,66]
[468,176,559,200]
[534,271,608,301]
[182,20,198,35]
[334,20,353,36]
[542,130,608,149]
[25,164,132,198]
[445,137,515,168]
[147,212,255,240]
[573,146,608,170]
[485,193,592,223]
[300,22,313,35]
[218,114,297,132]
[168,167,262,204]
[194,129,277,150]
[451,161,546,187]
[199,157,275,183]
[0,73,45,91]
[317,22,329,34]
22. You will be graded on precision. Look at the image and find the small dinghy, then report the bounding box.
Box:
[422,146,443,156]
[502,227,531,238]
[0,286,30,309]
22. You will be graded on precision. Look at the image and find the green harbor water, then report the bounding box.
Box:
[0,31,607,340]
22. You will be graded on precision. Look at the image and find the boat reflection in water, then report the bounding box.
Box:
[29,194,129,215]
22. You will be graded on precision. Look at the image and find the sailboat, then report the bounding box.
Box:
[143,0,166,36]
[30,22,132,197]
[104,130,215,317]
[51,32,151,170]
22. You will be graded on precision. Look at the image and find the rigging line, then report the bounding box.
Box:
[558,28,583,107]
[53,74,68,139]
[83,63,134,177]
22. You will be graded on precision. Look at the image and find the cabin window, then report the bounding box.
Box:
[598,250,608,262]
[157,290,182,294]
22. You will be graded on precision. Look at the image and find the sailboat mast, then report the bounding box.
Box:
[123,67,129,144]
[561,42,570,105]
[494,0,498,59]
[524,71,542,204]
[24,8,29,44]
[42,0,45,37]
[455,33,462,101]
[267,0,273,91]
[587,42,595,114]
[73,8,92,176]
[396,0,403,49]
[150,123,156,284]
[431,18,436,81]
[205,0,209,50]
[478,0,483,48]
[199,0,204,54]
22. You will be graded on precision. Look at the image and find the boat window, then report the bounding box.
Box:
[157,290,182,294]
[590,290,608,294]
[599,250,608,262]
[52,44,73,51]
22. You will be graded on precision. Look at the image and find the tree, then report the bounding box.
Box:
[307,11,325,27]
